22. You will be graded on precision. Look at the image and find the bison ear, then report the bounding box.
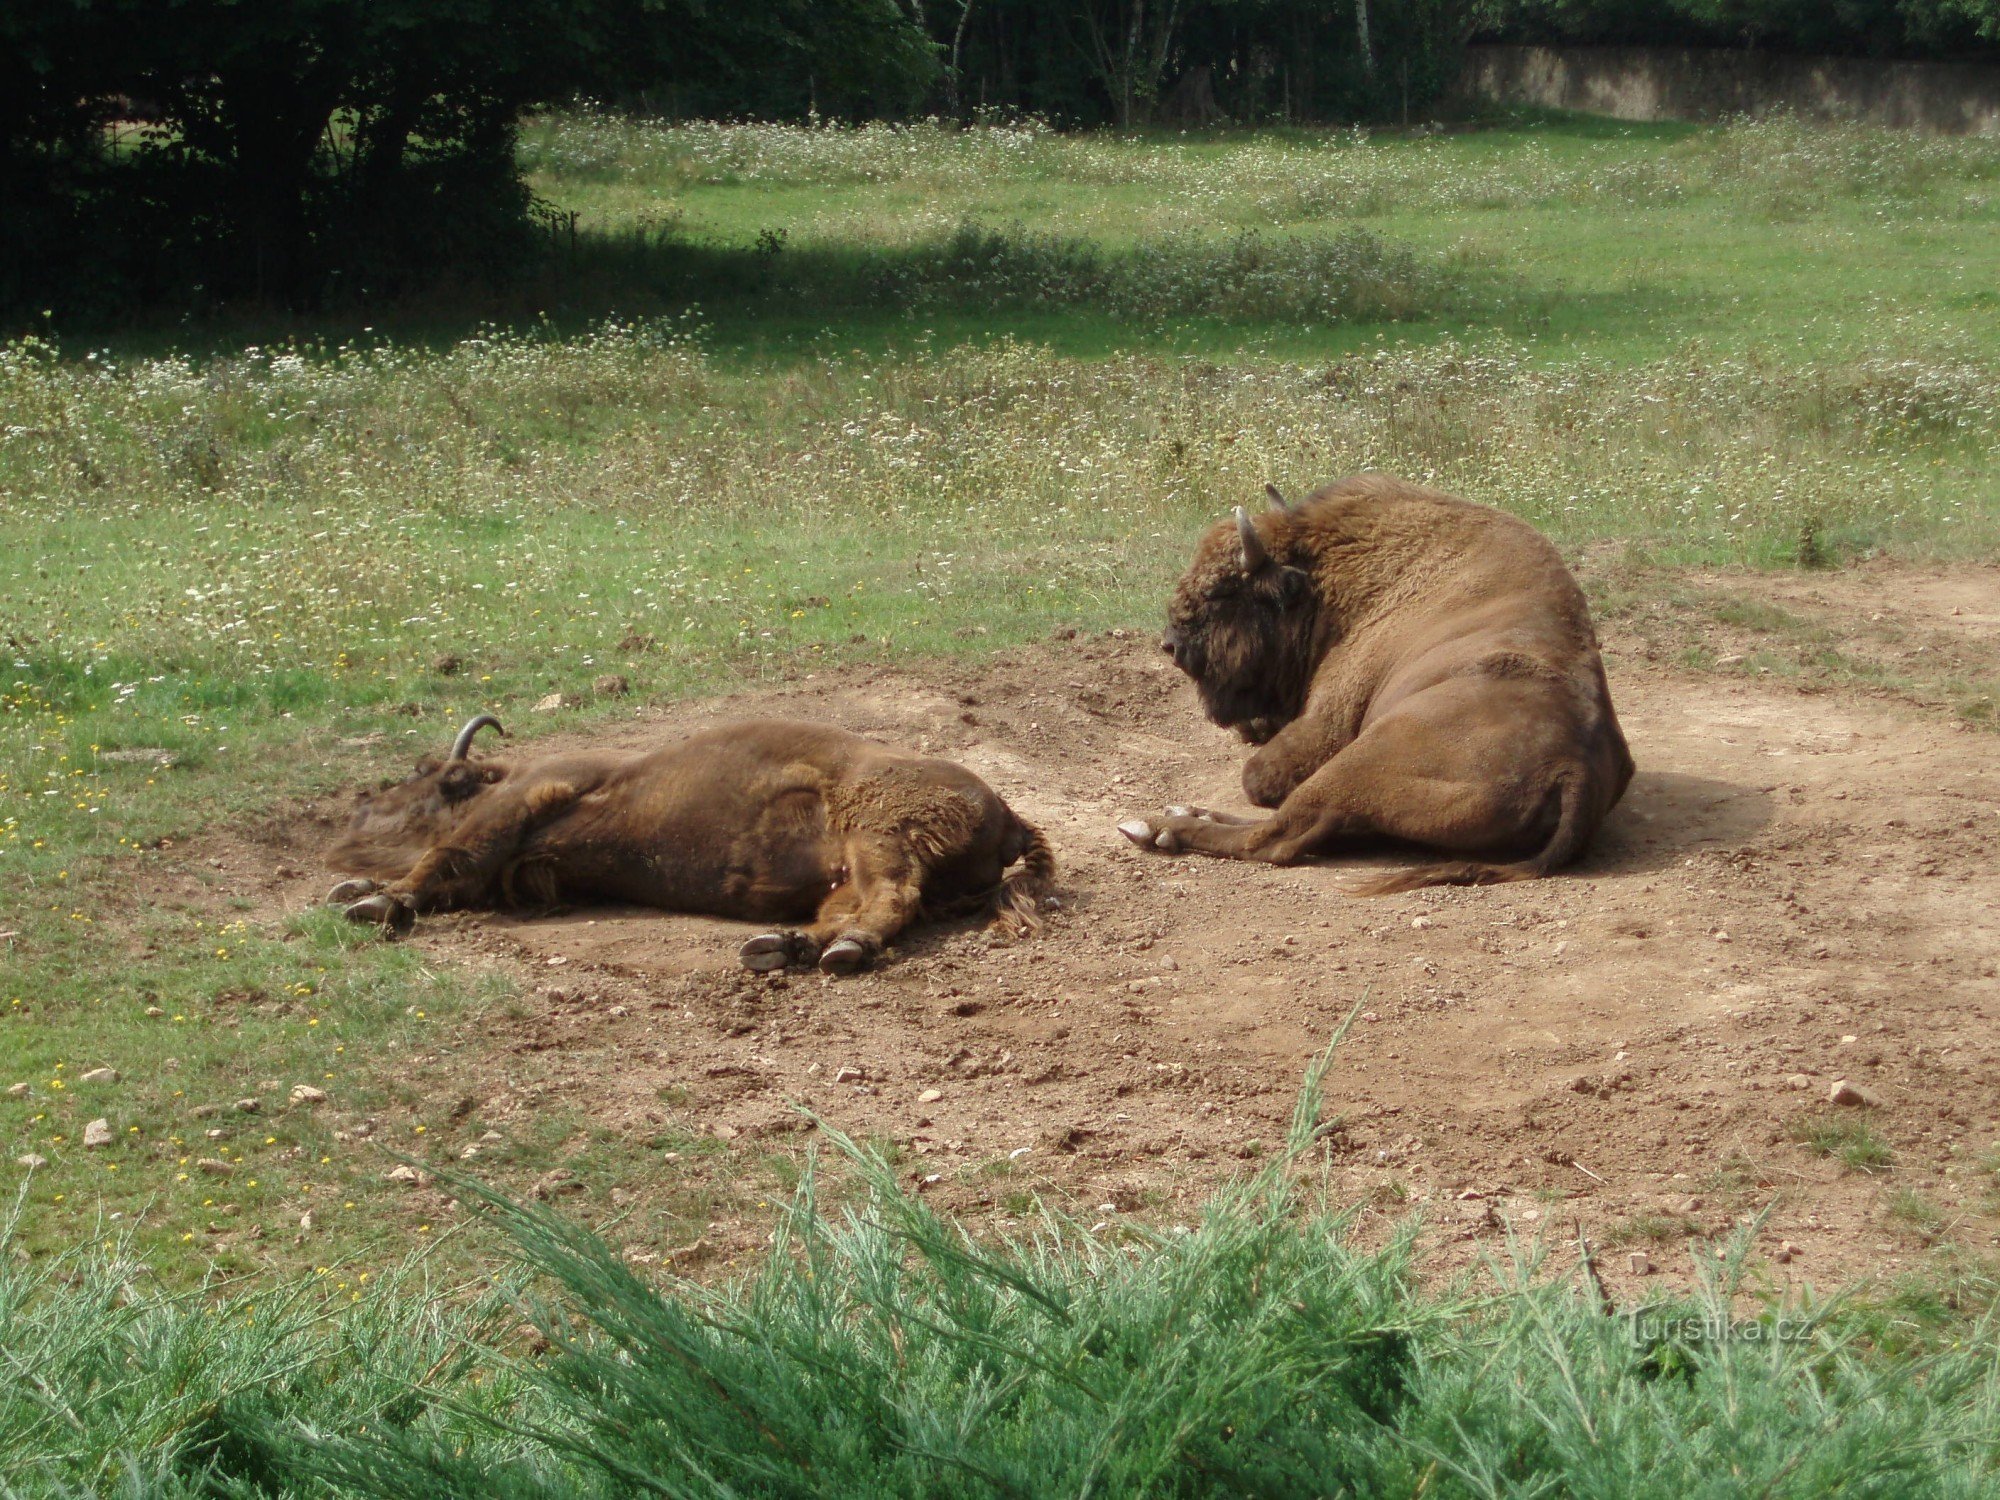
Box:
[1277,565,1311,602]
[1234,506,1269,574]
[1265,483,1292,513]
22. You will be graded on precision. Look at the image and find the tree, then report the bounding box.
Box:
[0,0,940,314]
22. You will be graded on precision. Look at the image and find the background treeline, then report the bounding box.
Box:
[7,0,1999,321]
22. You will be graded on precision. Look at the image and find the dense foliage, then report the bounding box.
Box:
[0,0,938,317]
[925,0,1474,127]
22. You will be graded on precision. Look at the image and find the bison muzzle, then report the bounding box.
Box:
[327,716,1053,974]
[1120,475,1633,890]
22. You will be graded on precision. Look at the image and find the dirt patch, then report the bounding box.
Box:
[184,570,2000,1295]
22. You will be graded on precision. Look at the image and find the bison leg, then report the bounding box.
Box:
[363,782,581,927]
[1162,803,1257,826]
[1243,723,1343,807]
[1122,680,1553,867]
[803,837,924,975]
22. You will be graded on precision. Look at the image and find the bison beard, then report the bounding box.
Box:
[1122,475,1634,890]
[326,717,1054,975]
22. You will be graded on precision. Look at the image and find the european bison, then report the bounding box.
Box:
[1120,475,1633,891]
[327,716,1053,974]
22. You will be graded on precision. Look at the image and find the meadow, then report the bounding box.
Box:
[4,109,2000,1491]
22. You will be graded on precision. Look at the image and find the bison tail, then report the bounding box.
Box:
[993,817,1057,935]
[1347,770,1595,897]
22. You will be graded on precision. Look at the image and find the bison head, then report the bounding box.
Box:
[326,715,507,881]
[1161,493,1319,743]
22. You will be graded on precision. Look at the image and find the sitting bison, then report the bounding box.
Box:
[326,716,1053,974]
[1120,475,1633,891]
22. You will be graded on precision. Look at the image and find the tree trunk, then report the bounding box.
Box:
[949,0,976,118]
[217,54,343,305]
[1356,0,1375,79]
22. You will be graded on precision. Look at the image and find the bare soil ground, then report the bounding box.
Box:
[186,565,2000,1295]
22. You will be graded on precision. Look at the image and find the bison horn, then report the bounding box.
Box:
[449,713,504,761]
[1265,483,1292,512]
[1235,506,1269,573]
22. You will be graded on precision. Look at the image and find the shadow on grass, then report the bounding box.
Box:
[66,215,1563,365]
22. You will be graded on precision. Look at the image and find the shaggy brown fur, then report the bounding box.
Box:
[327,718,1053,975]
[1120,475,1633,890]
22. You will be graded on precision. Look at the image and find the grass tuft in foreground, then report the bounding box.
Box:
[8,1061,2000,1496]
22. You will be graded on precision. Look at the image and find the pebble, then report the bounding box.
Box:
[384,1164,422,1184]
[197,1158,234,1176]
[145,1006,165,1018]
[1628,1252,1654,1276]
[593,674,630,697]
[299,1211,315,1232]
[16,1154,48,1170]
[1774,1240,1797,1265]
[289,1084,327,1105]
[918,1088,944,1104]
[1410,915,1433,930]
[1828,1079,1871,1107]
[533,692,581,713]
[1785,1073,1813,1090]
[834,1067,864,1084]
[459,1144,482,1160]
[1158,954,1179,972]
[6,1083,28,1098]
[480,1130,503,1143]
[80,1067,119,1084]
[234,1097,261,1114]
[83,1118,113,1149]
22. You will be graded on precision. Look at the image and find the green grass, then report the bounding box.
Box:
[8,1072,2000,1496]
[506,109,2000,366]
[1791,1114,1897,1175]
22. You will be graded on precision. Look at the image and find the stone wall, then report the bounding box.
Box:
[1460,45,2000,136]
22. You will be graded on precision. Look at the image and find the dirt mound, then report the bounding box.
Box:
[209,570,2000,1293]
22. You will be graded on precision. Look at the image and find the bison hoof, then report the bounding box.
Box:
[326,878,379,904]
[818,938,871,976]
[739,931,819,972]
[1117,818,1182,854]
[344,892,415,938]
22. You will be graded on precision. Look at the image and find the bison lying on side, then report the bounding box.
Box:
[326,716,1053,975]
[1121,474,1633,890]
